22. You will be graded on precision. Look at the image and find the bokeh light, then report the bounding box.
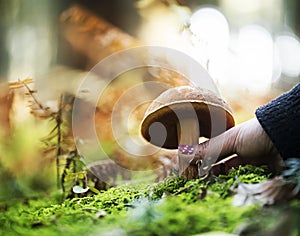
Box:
[236,24,274,91]
[275,34,300,77]
[190,7,230,58]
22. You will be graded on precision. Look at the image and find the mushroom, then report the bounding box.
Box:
[141,86,235,179]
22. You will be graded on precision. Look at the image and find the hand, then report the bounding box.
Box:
[194,117,284,174]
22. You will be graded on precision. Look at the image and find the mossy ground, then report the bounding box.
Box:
[1,165,298,236]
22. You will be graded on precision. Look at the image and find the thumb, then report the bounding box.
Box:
[199,126,239,160]
[192,126,246,176]
[193,125,241,167]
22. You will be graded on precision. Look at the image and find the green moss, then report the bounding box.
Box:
[0,165,281,236]
[0,185,145,236]
[122,194,259,236]
[210,165,271,198]
[147,175,187,200]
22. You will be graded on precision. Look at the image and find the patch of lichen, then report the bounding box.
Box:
[0,165,273,236]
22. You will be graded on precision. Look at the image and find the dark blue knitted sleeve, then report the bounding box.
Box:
[255,83,300,159]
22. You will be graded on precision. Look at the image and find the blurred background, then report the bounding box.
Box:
[0,0,300,198]
[1,0,300,115]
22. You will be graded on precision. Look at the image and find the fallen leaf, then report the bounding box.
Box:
[232,176,300,206]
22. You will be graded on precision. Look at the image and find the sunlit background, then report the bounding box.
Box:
[136,0,300,122]
[1,0,300,197]
[1,0,300,119]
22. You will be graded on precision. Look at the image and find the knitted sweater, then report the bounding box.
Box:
[255,83,300,160]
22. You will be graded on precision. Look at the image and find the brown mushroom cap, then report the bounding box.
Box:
[141,86,235,149]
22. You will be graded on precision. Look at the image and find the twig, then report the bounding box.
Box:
[20,79,49,113]
[56,94,63,189]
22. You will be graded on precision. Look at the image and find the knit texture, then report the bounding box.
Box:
[255,84,300,159]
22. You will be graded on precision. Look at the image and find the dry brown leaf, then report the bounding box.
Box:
[232,176,299,206]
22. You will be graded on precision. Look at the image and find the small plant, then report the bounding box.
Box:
[22,80,89,198]
[282,158,300,195]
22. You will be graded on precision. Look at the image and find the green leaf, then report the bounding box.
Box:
[64,173,76,182]
[89,186,100,194]
[282,168,297,177]
[77,172,85,180]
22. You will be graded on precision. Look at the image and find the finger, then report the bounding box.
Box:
[193,126,239,164]
[211,153,284,175]
[211,154,246,175]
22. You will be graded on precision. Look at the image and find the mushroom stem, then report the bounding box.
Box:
[177,118,199,178]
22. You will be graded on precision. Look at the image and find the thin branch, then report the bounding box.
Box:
[56,94,63,189]
[20,79,57,119]
[21,80,45,111]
